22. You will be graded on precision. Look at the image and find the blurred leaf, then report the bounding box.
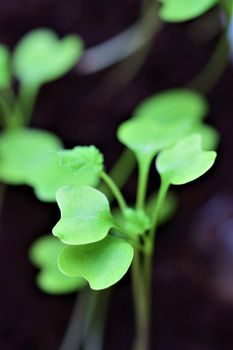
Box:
[159,0,217,22]
[156,134,217,185]
[58,145,104,175]
[29,235,86,294]
[0,44,11,88]
[13,28,83,85]
[0,128,62,184]
[191,123,220,150]
[29,152,100,202]
[134,89,208,122]
[53,185,114,245]
[58,235,134,290]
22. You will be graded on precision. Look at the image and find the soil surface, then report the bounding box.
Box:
[0,1,233,349]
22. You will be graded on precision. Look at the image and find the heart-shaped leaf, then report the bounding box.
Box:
[0,44,11,88]
[156,134,217,185]
[29,152,100,202]
[0,128,62,184]
[29,235,86,294]
[134,89,208,123]
[53,185,114,245]
[58,235,134,290]
[58,145,104,175]
[159,0,217,22]
[13,28,83,85]
[117,115,197,163]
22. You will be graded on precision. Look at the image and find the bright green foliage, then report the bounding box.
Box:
[0,128,62,184]
[146,191,178,225]
[156,134,217,185]
[29,152,99,202]
[159,0,217,22]
[53,185,114,245]
[116,208,151,236]
[192,123,220,151]
[12,28,83,85]
[29,235,86,294]
[117,116,196,163]
[58,146,104,175]
[134,89,208,123]
[58,235,134,290]
[117,89,208,163]
[0,44,11,88]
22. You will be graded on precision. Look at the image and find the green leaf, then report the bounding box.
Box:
[0,44,11,88]
[118,89,208,163]
[191,123,220,151]
[156,134,217,185]
[159,0,217,22]
[13,28,83,85]
[117,116,197,163]
[29,152,100,202]
[146,191,178,225]
[53,185,114,245]
[134,89,208,123]
[58,146,104,175]
[58,235,134,290]
[115,208,151,236]
[29,235,86,294]
[0,128,62,184]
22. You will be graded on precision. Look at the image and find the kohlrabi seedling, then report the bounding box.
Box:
[0,28,86,194]
[29,88,218,350]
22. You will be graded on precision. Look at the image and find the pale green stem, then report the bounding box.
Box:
[149,179,170,245]
[136,155,152,210]
[83,289,111,350]
[188,30,229,94]
[18,82,39,125]
[100,171,127,212]
[131,251,150,350]
[100,149,136,200]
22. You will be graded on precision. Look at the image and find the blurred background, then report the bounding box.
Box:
[0,0,233,349]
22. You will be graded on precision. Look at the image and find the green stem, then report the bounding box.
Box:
[18,82,39,125]
[131,251,150,350]
[100,149,136,200]
[83,289,111,350]
[149,179,169,245]
[101,171,127,212]
[136,155,151,210]
[188,31,229,94]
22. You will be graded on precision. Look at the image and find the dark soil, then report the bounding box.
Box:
[0,1,233,349]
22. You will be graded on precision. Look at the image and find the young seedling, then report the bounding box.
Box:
[30,88,218,350]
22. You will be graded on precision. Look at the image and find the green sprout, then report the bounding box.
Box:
[28,88,218,349]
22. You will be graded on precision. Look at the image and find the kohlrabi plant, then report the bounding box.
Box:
[0,28,85,195]
[29,88,219,350]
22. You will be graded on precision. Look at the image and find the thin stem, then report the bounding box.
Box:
[149,179,170,245]
[100,171,127,212]
[188,30,229,94]
[17,82,39,125]
[59,289,91,350]
[99,149,136,201]
[77,0,162,75]
[136,155,151,210]
[131,251,150,350]
[83,289,111,350]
